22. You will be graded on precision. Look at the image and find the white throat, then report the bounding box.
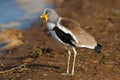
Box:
[47,17,62,30]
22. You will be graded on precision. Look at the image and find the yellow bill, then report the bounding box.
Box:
[40,14,48,22]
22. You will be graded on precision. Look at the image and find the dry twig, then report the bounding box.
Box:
[0,63,28,74]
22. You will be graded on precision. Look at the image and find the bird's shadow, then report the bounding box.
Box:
[0,61,60,72]
[27,63,60,70]
[0,54,60,72]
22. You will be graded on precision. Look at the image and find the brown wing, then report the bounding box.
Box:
[60,17,97,48]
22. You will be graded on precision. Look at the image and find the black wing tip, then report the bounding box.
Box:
[94,43,102,53]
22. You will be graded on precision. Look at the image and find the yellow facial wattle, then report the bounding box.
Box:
[40,14,48,22]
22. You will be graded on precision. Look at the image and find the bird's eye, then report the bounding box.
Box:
[45,11,48,14]
[45,10,50,14]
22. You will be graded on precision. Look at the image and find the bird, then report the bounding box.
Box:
[40,8,102,75]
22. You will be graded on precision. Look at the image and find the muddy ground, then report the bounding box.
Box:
[0,0,120,80]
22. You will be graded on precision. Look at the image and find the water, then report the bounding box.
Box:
[0,0,51,31]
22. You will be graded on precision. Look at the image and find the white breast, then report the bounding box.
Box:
[47,22,69,46]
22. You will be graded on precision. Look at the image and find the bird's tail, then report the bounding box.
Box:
[94,43,102,53]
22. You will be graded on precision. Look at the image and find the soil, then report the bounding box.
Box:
[0,0,120,80]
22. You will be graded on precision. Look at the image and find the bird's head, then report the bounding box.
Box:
[40,8,59,23]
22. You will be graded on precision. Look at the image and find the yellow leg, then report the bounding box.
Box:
[67,47,71,73]
[62,47,77,76]
[71,47,77,75]
[61,47,72,75]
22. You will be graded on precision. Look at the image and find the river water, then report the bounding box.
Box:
[0,0,51,31]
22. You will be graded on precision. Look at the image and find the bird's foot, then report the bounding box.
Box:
[61,73,74,76]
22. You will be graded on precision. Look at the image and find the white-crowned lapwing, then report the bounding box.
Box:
[40,8,102,75]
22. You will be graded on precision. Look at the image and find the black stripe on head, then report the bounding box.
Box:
[53,26,76,46]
